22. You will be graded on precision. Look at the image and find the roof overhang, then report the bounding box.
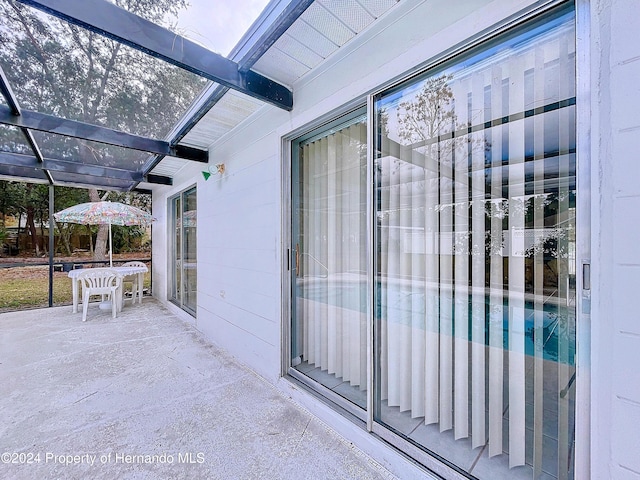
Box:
[0,0,401,191]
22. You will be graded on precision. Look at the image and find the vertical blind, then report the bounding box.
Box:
[375,12,576,479]
[293,118,368,400]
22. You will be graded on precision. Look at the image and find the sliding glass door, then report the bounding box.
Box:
[170,186,197,315]
[290,5,577,478]
[374,8,576,478]
[291,110,368,412]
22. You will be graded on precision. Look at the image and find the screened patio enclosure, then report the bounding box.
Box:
[0,0,305,310]
[0,0,301,192]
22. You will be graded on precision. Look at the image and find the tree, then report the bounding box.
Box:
[0,180,47,255]
[107,190,151,253]
[396,74,457,145]
[0,0,205,259]
[52,185,90,256]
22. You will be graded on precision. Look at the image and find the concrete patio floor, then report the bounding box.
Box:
[0,299,397,480]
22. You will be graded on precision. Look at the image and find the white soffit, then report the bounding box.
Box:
[252,0,400,86]
[148,156,190,177]
[179,88,265,149]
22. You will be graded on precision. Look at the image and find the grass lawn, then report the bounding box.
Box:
[0,266,151,311]
[0,274,72,309]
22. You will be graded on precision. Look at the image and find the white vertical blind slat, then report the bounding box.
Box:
[342,127,353,384]
[508,53,527,469]
[439,144,454,432]
[425,149,440,425]
[488,64,504,458]
[454,91,470,440]
[387,157,402,408]
[319,138,329,372]
[533,47,546,478]
[399,160,413,412]
[327,134,338,376]
[411,149,426,417]
[471,71,487,448]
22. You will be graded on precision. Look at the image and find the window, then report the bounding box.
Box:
[170,186,197,315]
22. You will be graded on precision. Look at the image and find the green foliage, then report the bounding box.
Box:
[112,224,146,253]
[107,191,151,212]
[0,0,205,167]
[0,181,28,221]
[54,185,90,211]
[0,0,195,258]
[0,180,151,256]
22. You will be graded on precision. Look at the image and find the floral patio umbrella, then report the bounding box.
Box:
[54,201,153,266]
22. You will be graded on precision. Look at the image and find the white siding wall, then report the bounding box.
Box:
[591,0,640,478]
[149,0,636,477]
[152,0,532,384]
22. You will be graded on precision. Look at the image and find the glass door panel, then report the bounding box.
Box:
[171,195,181,303]
[183,188,197,312]
[170,187,196,315]
[291,111,368,409]
[374,8,576,479]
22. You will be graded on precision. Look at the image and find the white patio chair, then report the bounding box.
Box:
[121,261,147,304]
[77,268,122,322]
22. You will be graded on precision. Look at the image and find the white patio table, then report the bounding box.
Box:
[68,265,148,313]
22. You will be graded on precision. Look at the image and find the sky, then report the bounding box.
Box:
[174,0,272,57]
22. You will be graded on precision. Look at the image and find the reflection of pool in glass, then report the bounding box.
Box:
[298,278,575,365]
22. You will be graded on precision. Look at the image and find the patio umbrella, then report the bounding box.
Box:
[54,201,153,267]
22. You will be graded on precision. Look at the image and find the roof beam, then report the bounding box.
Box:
[17,0,293,111]
[0,151,171,185]
[145,174,172,186]
[0,150,139,180]
[0,65,53,183]
[0,105,208,162]
[43,158,143,181]
[50,172,136,191]
[0,68,43,161]
[0,67,21,115]
[0,163,49,183]
[171,0,311,144]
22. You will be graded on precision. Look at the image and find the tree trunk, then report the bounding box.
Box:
[89,189,108,262]
[15,212,21,253]
[40,221,46,256]
[56,223,73,256]
[26,206,38,255]
[24,184,39,256]
[87,225,94,255]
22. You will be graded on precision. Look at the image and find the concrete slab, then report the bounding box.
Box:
[0,300,397,480]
